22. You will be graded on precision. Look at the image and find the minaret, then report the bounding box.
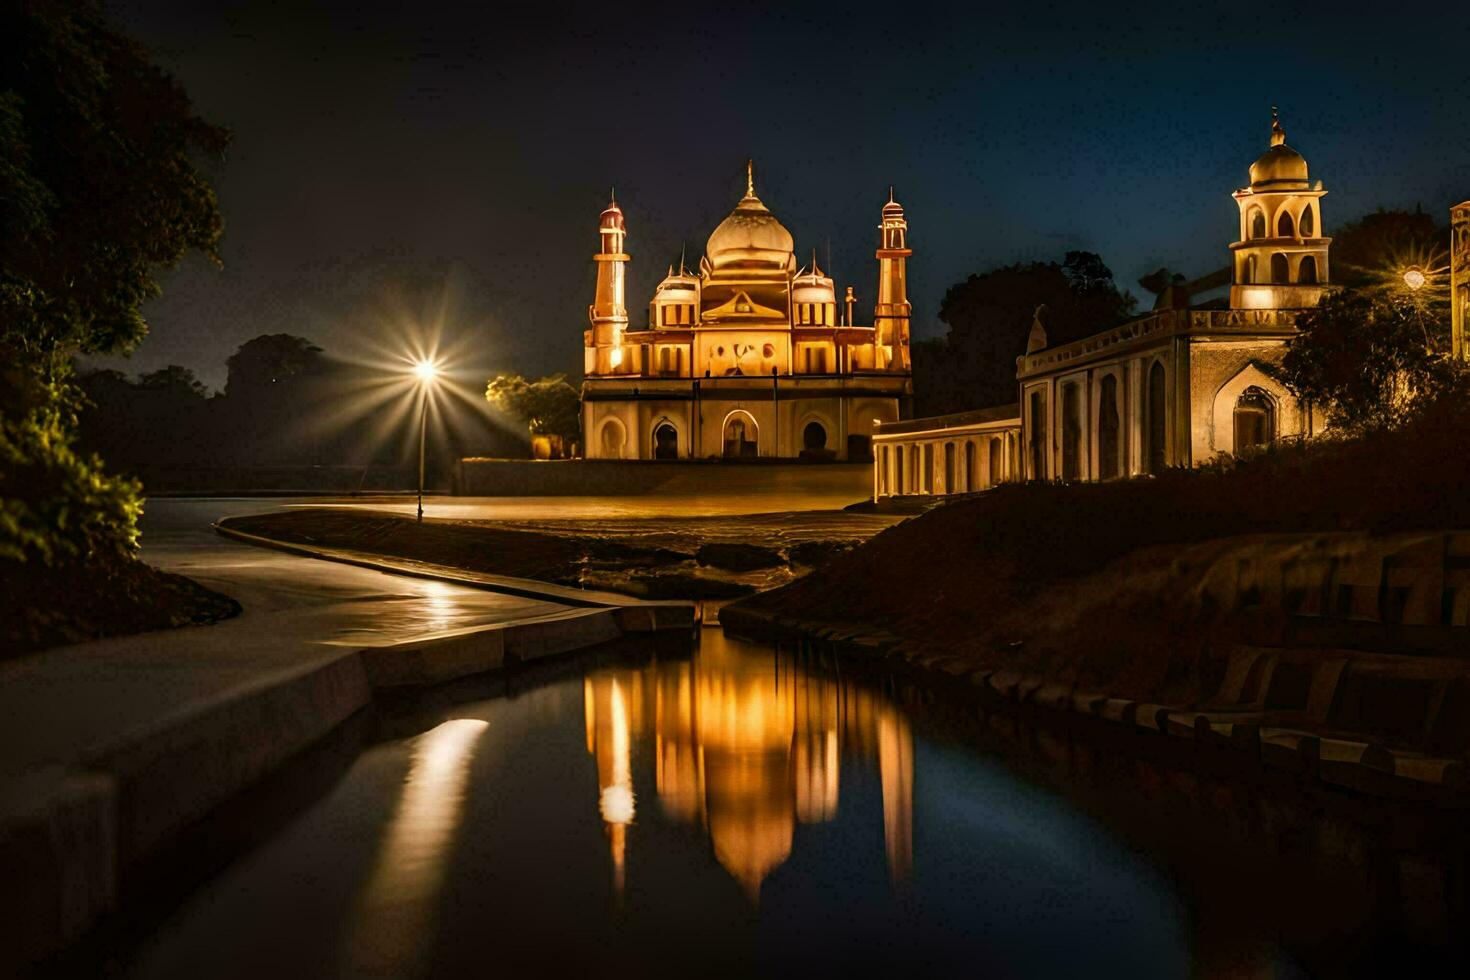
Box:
[1229,109,1330,310]
[587,193,630,375]
[874,188,912,371]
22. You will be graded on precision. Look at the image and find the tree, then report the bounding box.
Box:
[1276,290,1452,434]
[1,1,227,565]
[137,365,210,399]
[485,374,581,446]
[224,334,324,397]
[914,251,1135,415]
[1330,208,1446,290]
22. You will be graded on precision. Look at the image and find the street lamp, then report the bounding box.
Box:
[1403,267,1427,291]
[412,359,438,520]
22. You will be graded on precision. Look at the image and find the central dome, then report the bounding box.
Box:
[705,163,794,273]
[1248,112,1310,188]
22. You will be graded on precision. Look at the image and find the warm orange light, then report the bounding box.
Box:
[412,359,439,382]
[1403,267,1427,291]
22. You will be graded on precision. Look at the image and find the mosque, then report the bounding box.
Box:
[874,111,1344,498]
[580,162,912,461]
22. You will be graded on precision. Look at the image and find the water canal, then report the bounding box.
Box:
[87,632,1466,978]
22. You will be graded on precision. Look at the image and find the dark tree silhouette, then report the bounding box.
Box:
[0,0,226,565]
[913,251,1135,416]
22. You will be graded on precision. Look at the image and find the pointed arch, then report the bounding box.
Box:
[1277,210,1295,237]
[1210,363,1291,455]
[1248,206,1266,240]
[1299,204,1315,237]
[1271,252,1291,284]
[1298,255,1318,284]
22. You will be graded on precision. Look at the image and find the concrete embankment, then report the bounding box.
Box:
[723,529,1470,805]
[0,539,693,972]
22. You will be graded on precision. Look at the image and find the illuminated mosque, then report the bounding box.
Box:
[581,162,913,461]
[874,110,1344,497]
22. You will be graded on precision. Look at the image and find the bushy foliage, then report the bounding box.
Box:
[1276,289,1454,435]
[0,1,226,566]
[485,373,581,442]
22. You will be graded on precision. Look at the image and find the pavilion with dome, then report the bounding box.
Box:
[872,110,1336,499]
[580,162,913,461]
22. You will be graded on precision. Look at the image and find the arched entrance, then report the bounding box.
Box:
[1061,382,1081,481]
[964,441,977,492]
[722,412,758,458]
[802,421,827,453]
[1233,387,1275,453]
[653,422,679,459]
[1145,361,1166,475]
[988,436,1002,487]
[1028,390,1047,480]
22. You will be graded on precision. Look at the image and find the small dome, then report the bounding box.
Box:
[792,256,835,306]
[600,197,625,232]
[654,266,699,301]
[882,187,904,217]
[1248,112,1309,188]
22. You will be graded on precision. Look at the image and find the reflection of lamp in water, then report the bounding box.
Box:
[601,678,635,895]
[349,718,488,975]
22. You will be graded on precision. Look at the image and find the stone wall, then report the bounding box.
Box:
[455,458,874,498]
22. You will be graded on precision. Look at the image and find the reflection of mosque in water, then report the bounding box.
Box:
[583,633,912,900]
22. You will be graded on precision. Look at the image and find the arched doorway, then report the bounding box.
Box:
[722,413,758,458]
[943,442,956,494]
[1098,374,1120,480]
[1233,387,1275,453]
[1145,361,1166,475]
[1298,255,1318,284]
[964,441,977,492]
[1271,252,1290,284]
[599,418,626,459]
[653,422,679,459]
[988,436,1003,487]
[801,421,827,456]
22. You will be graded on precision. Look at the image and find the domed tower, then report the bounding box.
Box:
[650,254,700,329]
[874,188,912,371]
[1229,109,1331,310]
[698,161,795,325]
[587,194,630,375]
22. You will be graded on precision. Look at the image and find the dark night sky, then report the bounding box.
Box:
[102,0,1470,390]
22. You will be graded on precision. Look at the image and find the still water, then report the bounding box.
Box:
[105,632,1463,979]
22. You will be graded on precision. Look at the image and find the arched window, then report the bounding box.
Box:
[1249,207,1266,240]
[1028,390,1047,481]
[1300,205,1315,237]
[723,413,758,458]
[653,423,678,459]
[1061,382,1081,481]
[989,436,1003,487]
[965,441,977,492]
[1298,255,1318,284]
[1271,252,1291,284]
[802,421,827,452]
[1146,361,1166,475]
[1277,210,1295,237]
[943,442,956,494]
[599,418,627,459]
[1233,387,1275,453]
[1242,254,1258,285]
[1098,374,1121,480]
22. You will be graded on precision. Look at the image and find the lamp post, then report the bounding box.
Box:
[1403,267,1427,291]
[413,359,438,521]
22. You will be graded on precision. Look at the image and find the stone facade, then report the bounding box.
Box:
[872,404,1020,498]
[1453,200,1470,360]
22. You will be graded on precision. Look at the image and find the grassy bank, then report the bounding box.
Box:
[1,558,240,656]
[725,399,1470,668]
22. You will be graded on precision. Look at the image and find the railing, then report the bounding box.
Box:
[1019,308,1300,377]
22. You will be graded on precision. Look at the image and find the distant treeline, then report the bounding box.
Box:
[77,334,525,489]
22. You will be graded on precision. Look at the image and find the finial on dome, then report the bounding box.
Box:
[678,242,687,275]
[888,185,895,204]
[610,186,616,204]
[746,159,755,198]
[1270,106,1286,147]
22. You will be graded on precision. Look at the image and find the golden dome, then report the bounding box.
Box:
[705,161,794,272]
[1248,110,1309,188]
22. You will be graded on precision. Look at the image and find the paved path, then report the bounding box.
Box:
[0,498,564,776]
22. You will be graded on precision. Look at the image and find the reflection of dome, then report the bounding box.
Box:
[1248,112,1309,188]
[705,162,794,272]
